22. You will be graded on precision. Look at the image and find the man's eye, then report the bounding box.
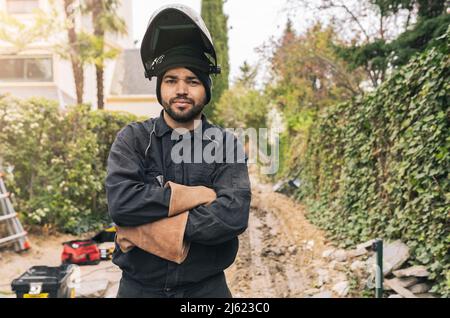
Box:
[189,80,200,86]
[165,79,176,84]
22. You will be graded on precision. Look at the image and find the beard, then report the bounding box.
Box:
[162,96,206,123]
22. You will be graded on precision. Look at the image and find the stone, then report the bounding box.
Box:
[383,241,410,275]
[356,239,377,251]
[408,283,431,294]
[393,266,430,278]
[414,293,438,298]
[333,250,348,262]
[328,260,337,270]
[288,246,298,255]
[304,288,320,295]
[311,291,333,298]
[316,269,330,286]
[350,260,367,272]
[76,279,109,298]
[333,262,349,272]
[321,249,335,259]
[368,240,410,276]
[332,281,350,297]
[303,240,315,251]
[388,294,404,298]
[384,279,417,298]
[383,277,420,291]
[348,248,368,258]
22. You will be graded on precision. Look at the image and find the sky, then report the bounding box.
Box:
[132,0,291,84]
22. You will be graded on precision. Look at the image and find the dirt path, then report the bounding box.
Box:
[225,171,352,298]
[1,170,355,298]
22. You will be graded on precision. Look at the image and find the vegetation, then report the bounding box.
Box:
[201,0,230,121]
[0,96,140,234]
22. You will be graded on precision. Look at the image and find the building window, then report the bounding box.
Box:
[6,0,39,14]
[0,57,53,82]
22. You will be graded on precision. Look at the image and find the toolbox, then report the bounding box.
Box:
[11,264,77,298]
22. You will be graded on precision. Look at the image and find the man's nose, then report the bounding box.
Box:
[175,80,189,95]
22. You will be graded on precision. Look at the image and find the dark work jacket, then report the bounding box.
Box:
[105,111,251,289]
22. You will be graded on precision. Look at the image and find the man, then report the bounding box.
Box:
[105,8,251,298]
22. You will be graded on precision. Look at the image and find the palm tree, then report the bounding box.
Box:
[63,0,85,104]
[83,0,127,110]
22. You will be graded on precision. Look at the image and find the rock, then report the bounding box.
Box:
[316,269,330,286]
[393,266,430,278]
[333,250,348,262]
[287,246,298,255]
[368,240,410,276]
[383,241,410,275]
[303,240,315,251]
[348,248,368,258]
[322,249,335,259]
[408,283,431,294]
[332,281,350,297]
[311,291,333,298]
[414,293,438,298]
[350,260,367,272]
[388,294,404,298]
[356,239,377,251]
[76,279,109,298]
[304,288,320,295]
[333,262,349,272]
[274,247,286,256]
[383,277,420,291]
[384,279,417,298]
[328,260,337,270]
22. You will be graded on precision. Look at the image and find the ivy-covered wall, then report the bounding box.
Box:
[295,29,449,296]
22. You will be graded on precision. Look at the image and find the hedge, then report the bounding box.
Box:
[295,28,449,296]
[0,97,140,234]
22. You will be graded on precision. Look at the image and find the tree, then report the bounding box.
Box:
[0,1,89,104]
[63,0,85,104]
[269,22,363,117]
[388,2,450,67]
[82,0,127,110]
[288,0,448,87]
[201,0,230,121]
[214,85,268,130]
[0,0,127,107]
[236,61,258,89]
[0,5,59,53]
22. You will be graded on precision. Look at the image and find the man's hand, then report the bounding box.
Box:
[165,182,217,216]
[116,212,190,264]
[115,183,217,264]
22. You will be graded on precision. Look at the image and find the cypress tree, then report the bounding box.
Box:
[201,0,230,121]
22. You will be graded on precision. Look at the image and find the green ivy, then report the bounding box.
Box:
[295,27,450,296]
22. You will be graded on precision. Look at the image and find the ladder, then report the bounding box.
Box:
[0,172,30,252]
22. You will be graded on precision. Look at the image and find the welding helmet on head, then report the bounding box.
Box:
[140,4,221,79]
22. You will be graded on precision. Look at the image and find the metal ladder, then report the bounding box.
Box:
[0,172,30,252]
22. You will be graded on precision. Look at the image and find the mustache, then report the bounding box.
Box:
[170,97,194,105]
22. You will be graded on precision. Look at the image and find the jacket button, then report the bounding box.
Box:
[164,288,171,292]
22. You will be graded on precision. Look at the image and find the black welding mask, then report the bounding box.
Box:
[140,4,221,79]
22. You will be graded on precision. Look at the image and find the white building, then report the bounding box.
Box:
[0,0,161,118]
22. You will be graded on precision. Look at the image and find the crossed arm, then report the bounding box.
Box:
[106,128,251,264]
